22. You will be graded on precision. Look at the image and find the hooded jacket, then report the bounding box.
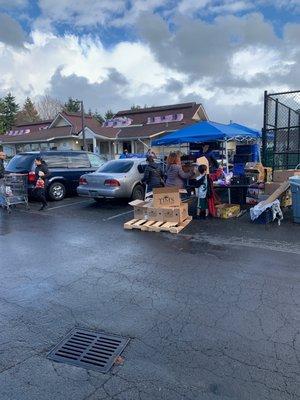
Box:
[141,162,164,190]
[35,161,49,184]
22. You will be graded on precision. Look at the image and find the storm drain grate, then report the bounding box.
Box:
[47,328,130,373]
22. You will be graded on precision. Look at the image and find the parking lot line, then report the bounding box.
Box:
[103,210,133,221]
[47,200,92,210]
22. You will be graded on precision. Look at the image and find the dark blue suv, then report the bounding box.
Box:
[5,151,106,200]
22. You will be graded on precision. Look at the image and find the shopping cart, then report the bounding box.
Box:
[0,174,29,213]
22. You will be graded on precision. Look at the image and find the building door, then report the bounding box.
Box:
[122,141,132,153]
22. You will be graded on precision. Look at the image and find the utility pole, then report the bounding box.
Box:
[79,100,86,151]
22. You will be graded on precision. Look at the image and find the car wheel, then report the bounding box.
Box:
[131,184,145,201]
[48,182,66,201]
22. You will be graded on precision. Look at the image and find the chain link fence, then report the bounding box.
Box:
[262,90,300,170]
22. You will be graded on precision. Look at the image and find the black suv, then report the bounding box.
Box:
[5,151,106,200]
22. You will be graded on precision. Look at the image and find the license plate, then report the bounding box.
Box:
[89,190,98,196]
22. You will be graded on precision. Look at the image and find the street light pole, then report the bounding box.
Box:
[79,100,86,151]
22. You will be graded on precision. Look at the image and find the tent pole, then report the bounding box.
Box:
[225,140,231,204]
[225,140,229,174]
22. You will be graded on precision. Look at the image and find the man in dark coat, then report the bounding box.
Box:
[34,156,49,210]
[141,156,164,192]
[0,151,6,179]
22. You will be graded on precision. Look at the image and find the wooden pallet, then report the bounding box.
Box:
[124,217,192,234]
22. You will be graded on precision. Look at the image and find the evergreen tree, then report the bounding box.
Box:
[64,97,80,113]
[0,99,5,134]
[16,97,40,125]
[93,110,105,124]
[104,109,114,120]
[131,104,141,111]
[0,93,20,133]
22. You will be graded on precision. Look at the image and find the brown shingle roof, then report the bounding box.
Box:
[60,111,117,138]
[115,102,201,125]
[118,121,195,139]
[0,126,73,144]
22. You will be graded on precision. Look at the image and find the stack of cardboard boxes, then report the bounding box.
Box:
[264,169,300,207]
[129,188,190,224]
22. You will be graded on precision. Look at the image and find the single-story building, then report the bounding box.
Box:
[0,111,116,158]
[0,102,208,159]
[112,101,208,154]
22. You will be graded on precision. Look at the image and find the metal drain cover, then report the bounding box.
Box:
[47,328,130,373]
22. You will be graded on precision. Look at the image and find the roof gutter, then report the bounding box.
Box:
[0,135,79,145]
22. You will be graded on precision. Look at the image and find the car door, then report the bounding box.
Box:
[67,153,93,191]
[42,153,69,187]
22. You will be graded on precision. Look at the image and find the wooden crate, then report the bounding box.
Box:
[124,216,192,234]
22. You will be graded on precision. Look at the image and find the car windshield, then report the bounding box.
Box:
[97,160,134,173]
[6,154,35,171]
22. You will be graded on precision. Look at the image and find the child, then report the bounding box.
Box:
[195,164,210,219]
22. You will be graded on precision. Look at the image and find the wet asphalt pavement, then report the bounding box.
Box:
[0,197,300,400]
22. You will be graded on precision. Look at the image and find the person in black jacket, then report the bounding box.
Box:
[141,156,164,192]
[34,156,49,210]
[0,151,6,179]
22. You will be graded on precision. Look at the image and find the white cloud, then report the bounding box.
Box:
[36,0,171,28]
[37,0,126,27]
[0,30,184,107]
[178,0,255,15]
[178,0,210,13]
[230,46,292,80]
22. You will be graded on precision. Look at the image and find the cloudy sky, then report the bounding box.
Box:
[0,0,299,127]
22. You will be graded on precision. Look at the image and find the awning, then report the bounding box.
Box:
[151,121,261,146]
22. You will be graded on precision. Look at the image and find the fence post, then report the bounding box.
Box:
[273,99,279,172]
[262,90,268,165]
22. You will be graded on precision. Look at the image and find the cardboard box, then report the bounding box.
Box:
[245,162,265,182]
[147,207,159,220]
[129,200,148,219]
[273,170,300,183]
[264,182,282,195]
[215,204,240,219]
[161,203,189,223]
[196,156,210,173]
[129,199,189,223]
[153,187,181,208]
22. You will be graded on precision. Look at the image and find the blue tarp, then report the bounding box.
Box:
[151,121,261,146]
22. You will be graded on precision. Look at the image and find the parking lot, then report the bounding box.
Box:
[0,197,300,400]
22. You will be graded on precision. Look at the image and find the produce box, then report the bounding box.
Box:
[273,170,300,183]
[129,199,190,223]
[153,187,181,208]
[215,204,240,219]
[245,162,265,182]
[160,203,189,223]
[129,200,148,219]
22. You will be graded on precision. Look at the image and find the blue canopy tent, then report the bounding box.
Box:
[151,120,261,172]
[152,121,261,146]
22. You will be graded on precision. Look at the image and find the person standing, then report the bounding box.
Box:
[34,156,49,211]
[0,151,6,179]
[165,152,194,189]
[192,164,216,219]
[141,155,164,192]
